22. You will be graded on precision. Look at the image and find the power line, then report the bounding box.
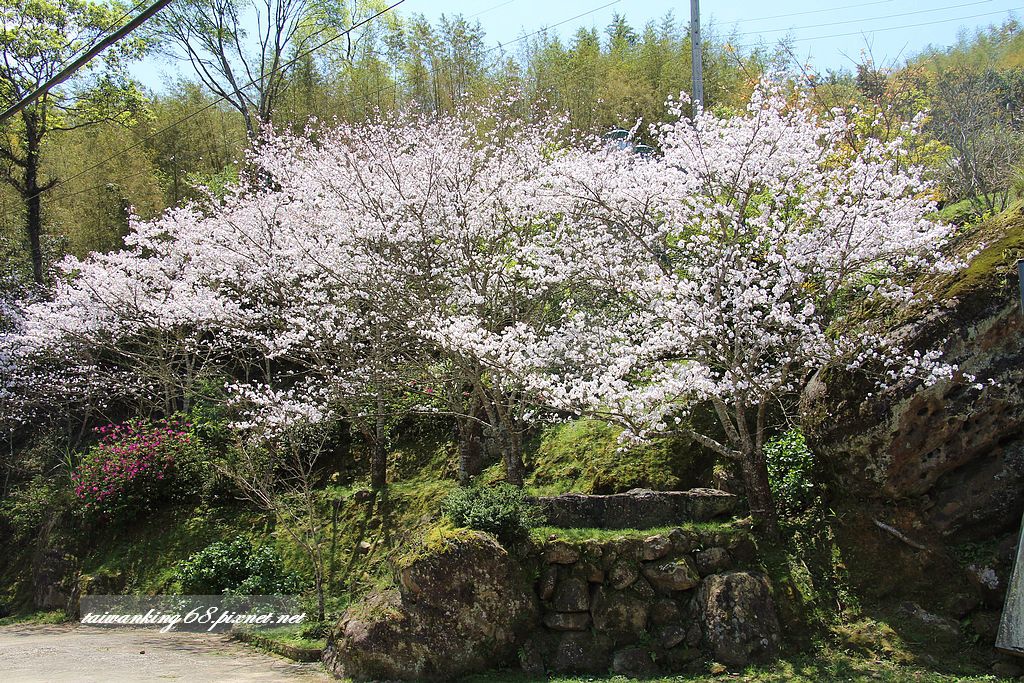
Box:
[468,0,521,19]
[356,0,623,111]
[740,0,897,24]
[731,0,996,38]
[47,166,157,203]
[49,0,1012,205]
[0,0,176,125]
[493,0,621,52]
[14,0,154,97]
[33,0,408,201]
[732,4,1022,48]
[49,0,153,77]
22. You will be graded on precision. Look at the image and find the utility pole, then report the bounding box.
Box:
[690,0,704,112]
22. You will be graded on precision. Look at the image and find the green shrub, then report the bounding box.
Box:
[175,538,302,595]
[441,483,542,543]
[765,428,819,515]
[0,476,72,543]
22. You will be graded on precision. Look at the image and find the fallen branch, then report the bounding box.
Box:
[873,518,929,551]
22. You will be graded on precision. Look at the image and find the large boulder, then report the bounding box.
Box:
[801,212,1024,537]
[324,529,539,681]
[697,571,781,667]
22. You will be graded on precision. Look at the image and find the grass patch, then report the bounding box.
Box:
[243,624,325,650]
[0,610,70,627]
[459,647,1010,681]
[530,520,737,543]
[80,503,267,594]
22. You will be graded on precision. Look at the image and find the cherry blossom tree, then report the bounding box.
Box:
[4,86,963,524]
[246,109,562,486]
[464,86,961,531]
[7,105,562,488]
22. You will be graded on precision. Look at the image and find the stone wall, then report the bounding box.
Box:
[327,525,782,681]
[533,488,738,529]
[521,527,780,677]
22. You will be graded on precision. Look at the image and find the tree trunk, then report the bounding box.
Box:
[370,411,387,489]
[498,425,525,487]
[456,415,483,486]
[24,135,44,285]
[740,446,778,536]
[314,570,325,623]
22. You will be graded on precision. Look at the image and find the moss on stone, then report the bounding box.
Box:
[913,201,1024,307]
[393,522,483,571]
[530,521,738,544]
[526,419,713,496]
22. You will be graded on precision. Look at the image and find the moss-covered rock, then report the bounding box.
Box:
[324,529,539,681]
[526,419,716,495]
[801,204,1024,537]
[697,571,782,667]
[533,488,738,529]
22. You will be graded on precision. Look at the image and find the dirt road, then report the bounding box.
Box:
[0,624,331,682]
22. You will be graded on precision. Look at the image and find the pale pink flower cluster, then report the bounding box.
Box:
[2,85,961,454]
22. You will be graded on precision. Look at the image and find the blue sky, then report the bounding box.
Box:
[138,0,1024,90]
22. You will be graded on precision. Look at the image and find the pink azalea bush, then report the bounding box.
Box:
[73,417,197,519]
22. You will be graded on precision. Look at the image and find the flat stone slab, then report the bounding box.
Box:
[532,488,737,529]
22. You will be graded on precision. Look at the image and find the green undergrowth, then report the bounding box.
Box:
[753,506,999,681]
[63,417,734,618]
[0,610,70,626]
[80,504,269,594]
[239,624,325,650]
[314,433,463,605]
[935,197,985,226]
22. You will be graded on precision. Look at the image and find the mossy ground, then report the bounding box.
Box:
[525,419,714,496]
[2,391,1017,680]
[0,610,69,626]
[460,651,1013,682]
[79,504,267,594]
[939,201,1024,302]
[238,624,326,651]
